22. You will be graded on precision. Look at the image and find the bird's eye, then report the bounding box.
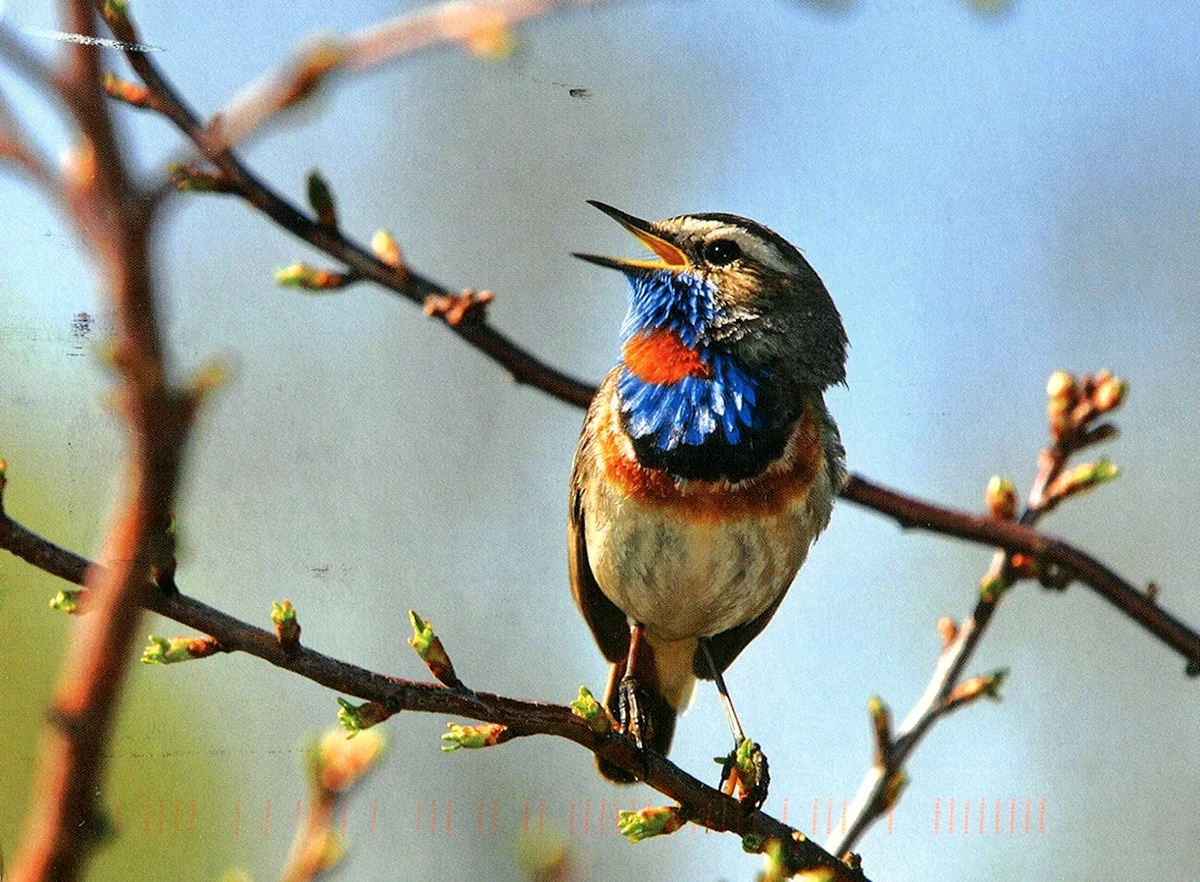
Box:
[704,239,741,266]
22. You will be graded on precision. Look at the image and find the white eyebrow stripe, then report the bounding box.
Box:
[717,228,792,274]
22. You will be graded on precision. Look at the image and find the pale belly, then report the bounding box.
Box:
[583,484,821,642]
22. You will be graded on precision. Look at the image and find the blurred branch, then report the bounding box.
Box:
[218,0,618,148]
[279,729,386,882]
[0,505,868,882]
[3,2,192,881]
[0,27,62,199]
[0,24,57,90]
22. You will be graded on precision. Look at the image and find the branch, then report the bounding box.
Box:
[4,2,191,881]
[217,0,619,149]
[829,370,1171,855]
[99,1,597,407]
[0,27,63,199]
[0,506,868,882]
[838,476,1200,668]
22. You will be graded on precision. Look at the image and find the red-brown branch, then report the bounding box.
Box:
[4,3,188,882]
[0,511,866,882]
[839,474,1200,670]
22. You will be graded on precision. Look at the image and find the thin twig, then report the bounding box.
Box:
[829,374,1157,856]
[838,476,1199,666]
[0,23,58,90]
[99,0,598,406]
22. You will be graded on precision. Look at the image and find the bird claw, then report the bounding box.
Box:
[717,739,770,811]
[617,676,646,747]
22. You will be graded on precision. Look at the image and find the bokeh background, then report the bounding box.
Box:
[2,1,1199,879]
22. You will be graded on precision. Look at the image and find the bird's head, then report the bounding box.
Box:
[575,203,846,456]
[575,201,847,394]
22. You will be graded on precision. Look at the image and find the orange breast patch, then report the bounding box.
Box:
[621,329,712,384]
[596,399,825,522]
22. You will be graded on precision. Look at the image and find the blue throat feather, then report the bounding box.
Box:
[617,269,760,452]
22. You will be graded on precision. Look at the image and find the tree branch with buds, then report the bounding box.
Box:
[0,487,871,880]
[0,2,1198,881]
[829,369,1146,856]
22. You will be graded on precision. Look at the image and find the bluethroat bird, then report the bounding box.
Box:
[569,202,847,802]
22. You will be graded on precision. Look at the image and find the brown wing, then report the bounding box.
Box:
[694,588,788,679]
[568,388,630,665]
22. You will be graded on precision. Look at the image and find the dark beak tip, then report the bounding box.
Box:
[585,199,654,233]
[573,252,637,273]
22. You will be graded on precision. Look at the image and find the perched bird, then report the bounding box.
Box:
[568,202,847,794]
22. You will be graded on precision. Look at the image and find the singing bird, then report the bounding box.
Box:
[568,202,847,795]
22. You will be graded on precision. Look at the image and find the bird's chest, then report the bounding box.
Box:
[583,392,832,642]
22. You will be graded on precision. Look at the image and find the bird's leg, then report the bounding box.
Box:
[700,638,770,810]
[617,623,650,752]
[701,638,746,747]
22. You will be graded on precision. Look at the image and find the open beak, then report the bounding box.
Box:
[572,200,689,272]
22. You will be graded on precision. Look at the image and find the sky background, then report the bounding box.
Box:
[2,1,1199,880]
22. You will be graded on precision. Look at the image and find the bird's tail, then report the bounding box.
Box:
[595,636,696,784]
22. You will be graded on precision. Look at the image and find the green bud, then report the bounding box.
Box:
[306,171,338,227]
[274,263,346,291]
[979,573,1010,604]
[50,589,83,614]
[741,832,765,853]
[408,610,459,686]
[272,599,301,648]
[336,697,391,737]
[947,667,1009,706]
[1049,459,1120,502]
[167,163,231,193]
[141,634,221,664]
[441,722,510,752]
[569,686,611,734]
[616,805,686,842]
[985,475,1018,520]
[371,229,402,267]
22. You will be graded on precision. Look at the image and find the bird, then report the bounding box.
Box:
[568,201,847,798]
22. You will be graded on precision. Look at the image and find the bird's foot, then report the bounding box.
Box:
[617,675,650,751]
[717,738,770,811]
